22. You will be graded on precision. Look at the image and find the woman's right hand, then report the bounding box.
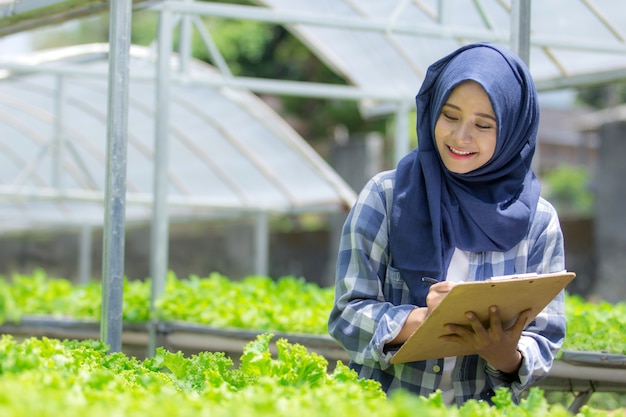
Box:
[425,281,458,314]
[387,280,458,346]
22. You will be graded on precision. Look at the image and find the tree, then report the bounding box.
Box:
[576,82,626,109]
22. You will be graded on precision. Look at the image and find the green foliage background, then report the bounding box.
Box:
[541,165,594,218]
[1,269,624,355]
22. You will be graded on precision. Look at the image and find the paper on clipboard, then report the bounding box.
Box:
[389,271,576,364]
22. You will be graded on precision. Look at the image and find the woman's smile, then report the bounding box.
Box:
[446,145,476,158]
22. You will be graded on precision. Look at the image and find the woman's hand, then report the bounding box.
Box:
[426,281,457,313]
[387,280,460,346]
[440,305,531,374]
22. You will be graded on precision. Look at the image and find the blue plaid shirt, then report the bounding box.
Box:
[328,169,566,405]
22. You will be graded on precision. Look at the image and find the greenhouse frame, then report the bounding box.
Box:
[0,0,625,410]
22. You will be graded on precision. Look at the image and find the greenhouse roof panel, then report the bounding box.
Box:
[255,0,626,95]
[0,44,356,228]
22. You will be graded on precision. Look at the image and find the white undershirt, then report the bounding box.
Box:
[439,248,470,405]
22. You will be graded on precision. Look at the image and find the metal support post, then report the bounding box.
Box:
[101,0,132,353]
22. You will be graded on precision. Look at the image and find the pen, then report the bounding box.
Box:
[421,276,439,286]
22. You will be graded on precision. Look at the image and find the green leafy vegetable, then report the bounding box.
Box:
[1,269,625,354]
[1,334,604,417]
[562,293,626,354]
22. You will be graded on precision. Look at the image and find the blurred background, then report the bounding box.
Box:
[0,0,624,303]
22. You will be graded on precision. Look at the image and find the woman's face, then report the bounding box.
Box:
[434,80,497,174]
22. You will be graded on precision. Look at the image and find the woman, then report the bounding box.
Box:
[328,42,566,405]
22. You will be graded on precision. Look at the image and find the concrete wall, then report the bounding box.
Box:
[560,217,595,296]
[0,221,334,285]
[591,120,626,302]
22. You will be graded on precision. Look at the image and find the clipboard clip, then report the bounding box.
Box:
[488,272,539,281]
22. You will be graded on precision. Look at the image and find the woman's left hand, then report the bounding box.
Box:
[440,305,531,374]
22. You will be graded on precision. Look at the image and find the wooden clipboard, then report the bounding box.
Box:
[389,271,576,364]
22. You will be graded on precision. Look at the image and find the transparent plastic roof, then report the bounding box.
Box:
[0,44,355,230]
[254,0,626,96]
[1,0,626,232]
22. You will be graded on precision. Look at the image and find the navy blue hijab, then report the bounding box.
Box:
[389,43,541,305]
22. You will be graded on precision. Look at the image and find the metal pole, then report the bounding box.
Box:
[148,5,173,356]
[394,100,412,164]
[179,0,192,74]
[53,75,65,188]
[510,0,531,65]
[254,212,269,276]
[510,0,538,173]
[78,225,93,285]
[101,0,132,353]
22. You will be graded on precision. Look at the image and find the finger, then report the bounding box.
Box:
[439,334,465,345]
[430,281,456,293]
[426,283,455,309]
[465,311,489,337]
[510,308,532,333]
[444,323,473,338]
[442,324,475,347]
[488,305,502,333]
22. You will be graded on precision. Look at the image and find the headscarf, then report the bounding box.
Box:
[389,42,541,305]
